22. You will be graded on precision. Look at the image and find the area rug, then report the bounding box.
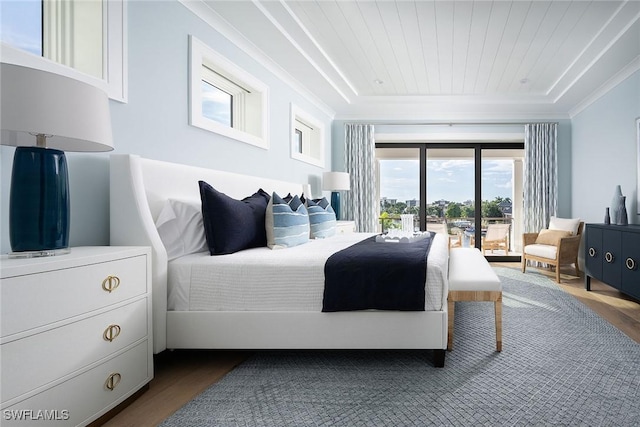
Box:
[161,268,640,426]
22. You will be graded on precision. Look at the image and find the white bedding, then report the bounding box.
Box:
[168,232,449,312]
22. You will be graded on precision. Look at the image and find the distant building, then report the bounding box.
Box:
[406,199,418,208]
[498,200,513,217]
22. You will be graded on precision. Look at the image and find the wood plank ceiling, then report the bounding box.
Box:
[200,0,640,119]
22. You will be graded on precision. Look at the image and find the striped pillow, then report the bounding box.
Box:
[266,192,310,249]
[306,197,336,239]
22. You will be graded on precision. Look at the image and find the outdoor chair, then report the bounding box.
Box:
[481,223,510,255]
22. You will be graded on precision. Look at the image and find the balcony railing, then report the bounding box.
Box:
[379,215,514,254]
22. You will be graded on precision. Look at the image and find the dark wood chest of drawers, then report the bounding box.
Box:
[585,224,640,300]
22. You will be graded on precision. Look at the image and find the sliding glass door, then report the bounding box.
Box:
[376,143,524,261]
[376,147,420,232]
[426,148,475,249]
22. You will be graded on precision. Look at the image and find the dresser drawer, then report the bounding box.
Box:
[1,298,148,403]
[1,340,150,426]
[1,255,147,337]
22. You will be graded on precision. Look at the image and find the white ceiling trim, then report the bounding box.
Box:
[569,55,640,118]
[336,109,570,122]
[375,132,525,143]
[547,0,629,98]
[178,0,336,118]
[251,0,352,103]
[278,0,359,96]
[552,7,640,103]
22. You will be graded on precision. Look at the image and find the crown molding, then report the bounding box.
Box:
[178,0,336,119]
[569,55,640,118]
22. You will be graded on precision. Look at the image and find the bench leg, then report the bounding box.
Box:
[495,297,502,352]
[447,299,455,351]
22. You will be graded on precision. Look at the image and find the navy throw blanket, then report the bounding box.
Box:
[322,233,435,312]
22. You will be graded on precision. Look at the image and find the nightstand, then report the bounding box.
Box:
[336,220,356,234]
[0,246,152,426]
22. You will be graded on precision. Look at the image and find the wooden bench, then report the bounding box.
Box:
[448,248,502,352]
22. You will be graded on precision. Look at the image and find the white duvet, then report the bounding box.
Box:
[168,232,449,312]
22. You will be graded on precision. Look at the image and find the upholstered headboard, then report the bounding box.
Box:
[109,154,304,353]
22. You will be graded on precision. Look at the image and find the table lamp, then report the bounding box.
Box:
[1,63,113,257]
[322,171,350,220]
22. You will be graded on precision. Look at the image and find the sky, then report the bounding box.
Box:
[380,159,514,204]
[0,0,42,56]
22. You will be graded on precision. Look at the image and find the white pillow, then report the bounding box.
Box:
[548,216,581,235]
[155,199,208,261]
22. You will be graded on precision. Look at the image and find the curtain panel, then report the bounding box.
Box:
[343,124,377,232]
[523,123,558,233]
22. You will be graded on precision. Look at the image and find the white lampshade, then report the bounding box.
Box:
[322,172,350,191]
[0,63,113,152]
[1,62,113,255]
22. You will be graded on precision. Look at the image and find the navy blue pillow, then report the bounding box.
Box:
[198,181,270,255]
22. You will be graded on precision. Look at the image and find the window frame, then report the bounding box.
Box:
[290,103,324,168]
[189,35,269,150]
[0,0,127,103]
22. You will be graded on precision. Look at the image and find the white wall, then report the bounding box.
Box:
[0,1,333,253]
[571,70,640,225]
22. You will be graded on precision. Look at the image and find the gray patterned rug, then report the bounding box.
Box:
[161,268,640,426]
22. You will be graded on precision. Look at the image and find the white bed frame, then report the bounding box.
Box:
[109,154,448,366]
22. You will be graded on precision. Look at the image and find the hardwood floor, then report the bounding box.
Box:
[101,263,640,426]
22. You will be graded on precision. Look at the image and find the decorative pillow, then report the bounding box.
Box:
[535,229,571,246]
[283,193,308,205]
[265,192,310,249]
[306,197,336,239]
[549,216,581,235]
[198,181,270,255]
[155,199,208,261]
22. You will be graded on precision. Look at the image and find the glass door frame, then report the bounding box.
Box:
[376,142,524,262]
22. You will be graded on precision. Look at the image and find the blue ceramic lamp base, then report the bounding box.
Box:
[331,191,341,220]
[9,146,70,256]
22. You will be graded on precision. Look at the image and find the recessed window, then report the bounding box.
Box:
[0,0,127,102]
[189,35,269,149]
[290,104,324,167]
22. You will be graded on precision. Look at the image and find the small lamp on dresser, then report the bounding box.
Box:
[0,62,113,257]
[322,171,350,220]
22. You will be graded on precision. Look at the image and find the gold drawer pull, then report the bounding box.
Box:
[588,247,596,257]
[105,373,122,391]
[626,257,637,271]
[103,324,122,342]
[102,275,121,293]
[605,252,614,263]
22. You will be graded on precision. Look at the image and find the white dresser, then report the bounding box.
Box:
[0,246,152,426]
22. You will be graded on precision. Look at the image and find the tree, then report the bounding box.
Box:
[446,203,462,219]
[461,205,475,219]
[427,205,442,218]
[482,199,502,219]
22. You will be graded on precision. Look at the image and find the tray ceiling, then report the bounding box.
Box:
[193,1,640,119]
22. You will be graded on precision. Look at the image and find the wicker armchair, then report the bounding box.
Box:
[521,221,584,283]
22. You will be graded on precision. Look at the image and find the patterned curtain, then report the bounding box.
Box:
[523,123,558,233]
[343,123,377,232]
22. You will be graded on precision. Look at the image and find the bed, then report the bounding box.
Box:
[109,154,450,366]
